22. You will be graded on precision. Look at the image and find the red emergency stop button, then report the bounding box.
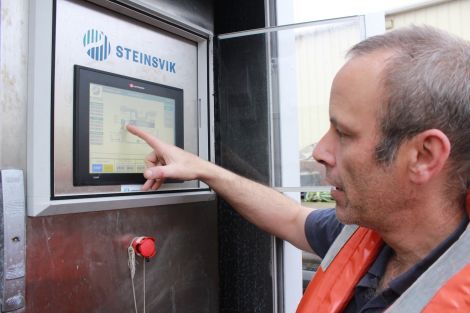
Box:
[132,236,156,259]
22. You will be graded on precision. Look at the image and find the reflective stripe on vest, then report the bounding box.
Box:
[296,225,383,313]
[297,191,470,313]
[386,223,470,312]
[421,261,470,312]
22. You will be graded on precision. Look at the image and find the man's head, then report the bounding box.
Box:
[349,25,470,197]
[314,26,470,227]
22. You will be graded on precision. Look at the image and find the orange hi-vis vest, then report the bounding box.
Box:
[297,191,470,313]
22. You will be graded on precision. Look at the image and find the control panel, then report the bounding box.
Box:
[27,0,214,215]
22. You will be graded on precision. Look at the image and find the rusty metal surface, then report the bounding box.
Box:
[26,201,218,313]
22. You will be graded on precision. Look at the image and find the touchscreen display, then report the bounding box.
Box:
[73,65,183,186]
[89,83,175,174]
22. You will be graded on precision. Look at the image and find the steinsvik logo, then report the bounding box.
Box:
[83,29,111,61]
[81,28,176,73]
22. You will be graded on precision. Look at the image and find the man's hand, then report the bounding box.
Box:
[126,124,203,191]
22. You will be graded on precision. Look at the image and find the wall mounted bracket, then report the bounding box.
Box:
[0,169,26,312]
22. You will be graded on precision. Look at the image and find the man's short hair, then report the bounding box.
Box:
[348,25,470,194]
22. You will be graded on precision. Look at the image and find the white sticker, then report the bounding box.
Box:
[121,185,143,192]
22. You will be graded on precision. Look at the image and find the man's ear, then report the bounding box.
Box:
[407,129,451,184]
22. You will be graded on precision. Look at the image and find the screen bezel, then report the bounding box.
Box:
[73,65,184,186]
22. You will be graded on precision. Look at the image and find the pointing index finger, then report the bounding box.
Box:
[126,124,161,149]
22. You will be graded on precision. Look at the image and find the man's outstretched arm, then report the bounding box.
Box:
[127,124,314,252]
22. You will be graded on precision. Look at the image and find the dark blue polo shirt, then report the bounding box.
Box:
[305,208,469,313]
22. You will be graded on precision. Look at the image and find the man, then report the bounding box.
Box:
[127,26,470,312]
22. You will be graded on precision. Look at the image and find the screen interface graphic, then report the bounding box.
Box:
[88,83,176,174]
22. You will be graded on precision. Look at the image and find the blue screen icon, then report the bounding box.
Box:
[92,164,103,172]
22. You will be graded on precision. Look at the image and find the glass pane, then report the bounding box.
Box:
[271,17,364,191]
[217,33,271,184]
[218,16,367,297]
[269,17,366,294]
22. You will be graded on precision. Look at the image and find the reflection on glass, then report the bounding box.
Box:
[282,18,364,292]
[295,19,363,187]
[299,143,326,187]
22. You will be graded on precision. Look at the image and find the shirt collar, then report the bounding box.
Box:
[356,245,393,289]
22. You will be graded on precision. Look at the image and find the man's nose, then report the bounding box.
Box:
[313,131,335,167]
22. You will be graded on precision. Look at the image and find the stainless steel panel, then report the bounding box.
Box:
[28,0,214,215]
[0,170,26,312]
[54,0,200,196]
[25,201,218,313]
[4,1,218,312]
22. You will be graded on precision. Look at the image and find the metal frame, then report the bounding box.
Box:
[27,0,214,216]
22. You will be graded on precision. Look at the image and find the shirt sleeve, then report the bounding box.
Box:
[304,208,344,258]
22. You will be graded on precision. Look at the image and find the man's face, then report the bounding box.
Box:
[313,52,405,228]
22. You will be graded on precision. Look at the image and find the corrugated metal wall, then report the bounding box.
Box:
[295,20,363,150]
[386,0,470,39]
